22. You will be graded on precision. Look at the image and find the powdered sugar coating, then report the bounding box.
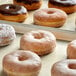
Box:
[0,24,16,46]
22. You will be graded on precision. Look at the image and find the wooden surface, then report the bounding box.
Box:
[0,0,76,76]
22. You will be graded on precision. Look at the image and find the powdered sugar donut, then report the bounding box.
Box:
[0,24,16,46]
[20,30,56,56]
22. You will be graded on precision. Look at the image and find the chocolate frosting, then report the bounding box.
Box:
[49,0,76,6]
[15,0,39,5]
[0,4,27,15]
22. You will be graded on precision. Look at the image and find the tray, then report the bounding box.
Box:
[0,0,76,41]
[0,0,76,76]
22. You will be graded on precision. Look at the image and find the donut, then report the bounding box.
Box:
[51,59,76,76]
[34,8,67,27]
[0,24,16,46]
[67,40,76,59]
[0,4,28,22]
[48,0,76,14]
[20,30,56,56]
[13,0,42,11]
[3,51,41,76]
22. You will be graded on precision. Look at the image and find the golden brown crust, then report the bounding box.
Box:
[48,2,76,14]
[4,71,39,76]
[34,8,67,27]
[34,18,66,27]
[0,39,13,46]
[13,0,42,11]
[0,13,28,22]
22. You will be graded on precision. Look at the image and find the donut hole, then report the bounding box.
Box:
[18,56,28,61]
[68,64,76,69]
[47,11,54,14]
[33,33,44,39]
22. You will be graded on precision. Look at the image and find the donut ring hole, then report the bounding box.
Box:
[33,32,44,39]
[18,56,28,61]
[47,11,54,14]
[68,64,76,69]
[6,5,16,10]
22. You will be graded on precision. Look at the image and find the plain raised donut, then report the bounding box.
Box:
[67,40,76,59]
[51,59,76,76]
[34,8,67,27]
[0,24,16,46]
[3,51,42,76]
[20,30,56,56]
[0,4,28,22]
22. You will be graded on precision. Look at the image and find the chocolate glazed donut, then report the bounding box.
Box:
[49,0,76,6]
[0,4,27,15]
[13,0,42,10]
[15,0,39,5]
[48,0,76,13]
[0,4,28,22]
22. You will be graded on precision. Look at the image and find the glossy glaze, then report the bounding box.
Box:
[49,0,76,6]
[0,4,27,15]
[15,0,39,5]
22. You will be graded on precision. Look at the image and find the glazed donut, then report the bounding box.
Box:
[13,0,42,11]
[0,4,28,22]
[20,30,56,56]
[48,0,76,14]
[0,24,16,46]
[67,40,76,59]
[3,51,41,76]
[34,8,67,27]
[51,59,76,76]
